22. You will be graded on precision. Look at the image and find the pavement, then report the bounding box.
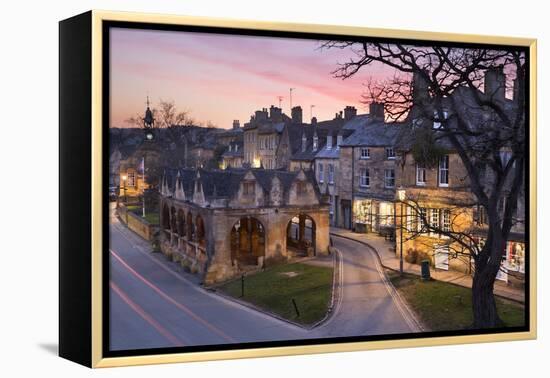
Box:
[109,205,420,351]
[329,227,525,304]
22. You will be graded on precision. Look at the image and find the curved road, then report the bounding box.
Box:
[109,209,417,351]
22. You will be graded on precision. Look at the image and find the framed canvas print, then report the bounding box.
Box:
[59,10,537,368]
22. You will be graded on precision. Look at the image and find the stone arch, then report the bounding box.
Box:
[161,203,170,231]
[196,214,206,247]
[286,213,316,256]
[230,217,265,267]
[170,206,177,233]
[177,208,185,237]
[186,212,194,241]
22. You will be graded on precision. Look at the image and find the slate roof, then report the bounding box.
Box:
[222,140,244,157]
[162,167,321,203]
[340,121,404,147]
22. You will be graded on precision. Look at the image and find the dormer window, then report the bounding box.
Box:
[235,144,239,152]
[385,147,396,159]
[297,181,307,194]
[229,145,232,152]
[433,110,448,130]
[313,135,318,151]
[326,135,333,150]
[243,181,255,195]
[301,134,307,152]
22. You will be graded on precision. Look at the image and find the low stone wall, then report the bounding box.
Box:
[117,205,155,241]
[160,231,210,277]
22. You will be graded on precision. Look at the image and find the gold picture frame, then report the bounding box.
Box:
[59,9,537,368]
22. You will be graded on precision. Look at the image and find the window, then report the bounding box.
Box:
[313,135,318,151]
[329,195,334,216]
[243,181,255,195]
[418,207,427,232]
[416,164,426,185]
[384,169,395,188]
[360,148,370,159]
[442,209,451,234]
[126,171,135,187]
[318,163,324,183]
[433,110,448,129]
[439,155,449,186]
[379,202,394,226]
[476,205,487,225]
[360,168,370,187]
[385,147,396,159]
[429,208,440,236]
[297,181,307,194]
[328,164,334,184]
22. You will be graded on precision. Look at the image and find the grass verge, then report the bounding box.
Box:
[387,270,525,331]
[218,262,333,326]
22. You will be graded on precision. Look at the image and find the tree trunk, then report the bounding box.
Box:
[472,265,502,328]
[471,228,506,328]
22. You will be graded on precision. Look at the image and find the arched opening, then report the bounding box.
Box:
[286,214,316,256]
[177,209,185,237]
[230,217,265,267]
[161,203,170,231]
[170,207,177,233]
[186,212,194,241]
[196,215,206,247]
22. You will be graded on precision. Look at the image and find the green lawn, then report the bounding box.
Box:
[218,262,333,326]
[126,205,159,225]
[387,271,525,331]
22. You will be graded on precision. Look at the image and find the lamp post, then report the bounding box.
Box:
[397,187,406,275]
[122,175,127,204]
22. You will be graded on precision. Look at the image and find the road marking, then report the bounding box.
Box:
[331,234,421,333]
[110,281,184,347]
[110,248,236,343]
[110,220,306,331]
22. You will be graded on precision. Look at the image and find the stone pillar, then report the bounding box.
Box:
[203,215,236,284]
[313,211,330,256]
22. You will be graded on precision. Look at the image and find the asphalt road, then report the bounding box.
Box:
[109,206,417,351]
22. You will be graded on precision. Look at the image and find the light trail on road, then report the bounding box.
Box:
[110,281,185,347]
[110,248,236,343]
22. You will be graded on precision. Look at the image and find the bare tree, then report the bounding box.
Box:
[322,41,526,328]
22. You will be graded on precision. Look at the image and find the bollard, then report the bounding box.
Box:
[292,298,300,318]
[240,274,245,297]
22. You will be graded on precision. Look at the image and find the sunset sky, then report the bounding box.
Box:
[109,28,392,129]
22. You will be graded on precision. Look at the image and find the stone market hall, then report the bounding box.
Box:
[159,167,330,284]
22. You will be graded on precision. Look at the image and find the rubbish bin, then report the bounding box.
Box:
[421,259,431,281]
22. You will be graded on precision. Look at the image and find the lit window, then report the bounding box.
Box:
[416,164,427,185]
[360,148,370,159]
[430,208,440,236]
[439,155,449,186]
[386,147,396,159]
[384,169,395,188]
[360,168,370,187]
[442,209,451,234]
[127,171,135,187]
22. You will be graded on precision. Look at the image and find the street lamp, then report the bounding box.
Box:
[122,174,127,204]
[396,187,406,275]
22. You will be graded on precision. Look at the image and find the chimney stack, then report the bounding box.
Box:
[291,106,303,124]
[232,120,240,129]
[344,106,357,121]
[269,105,282,121]
[484,65,506,100]
[255,109,268,122]
[369,102,385,121]
[311,116,317,126]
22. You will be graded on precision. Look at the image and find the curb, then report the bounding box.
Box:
[208,252,343,330]
[330,232,525,305]
[330,232,426,332]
